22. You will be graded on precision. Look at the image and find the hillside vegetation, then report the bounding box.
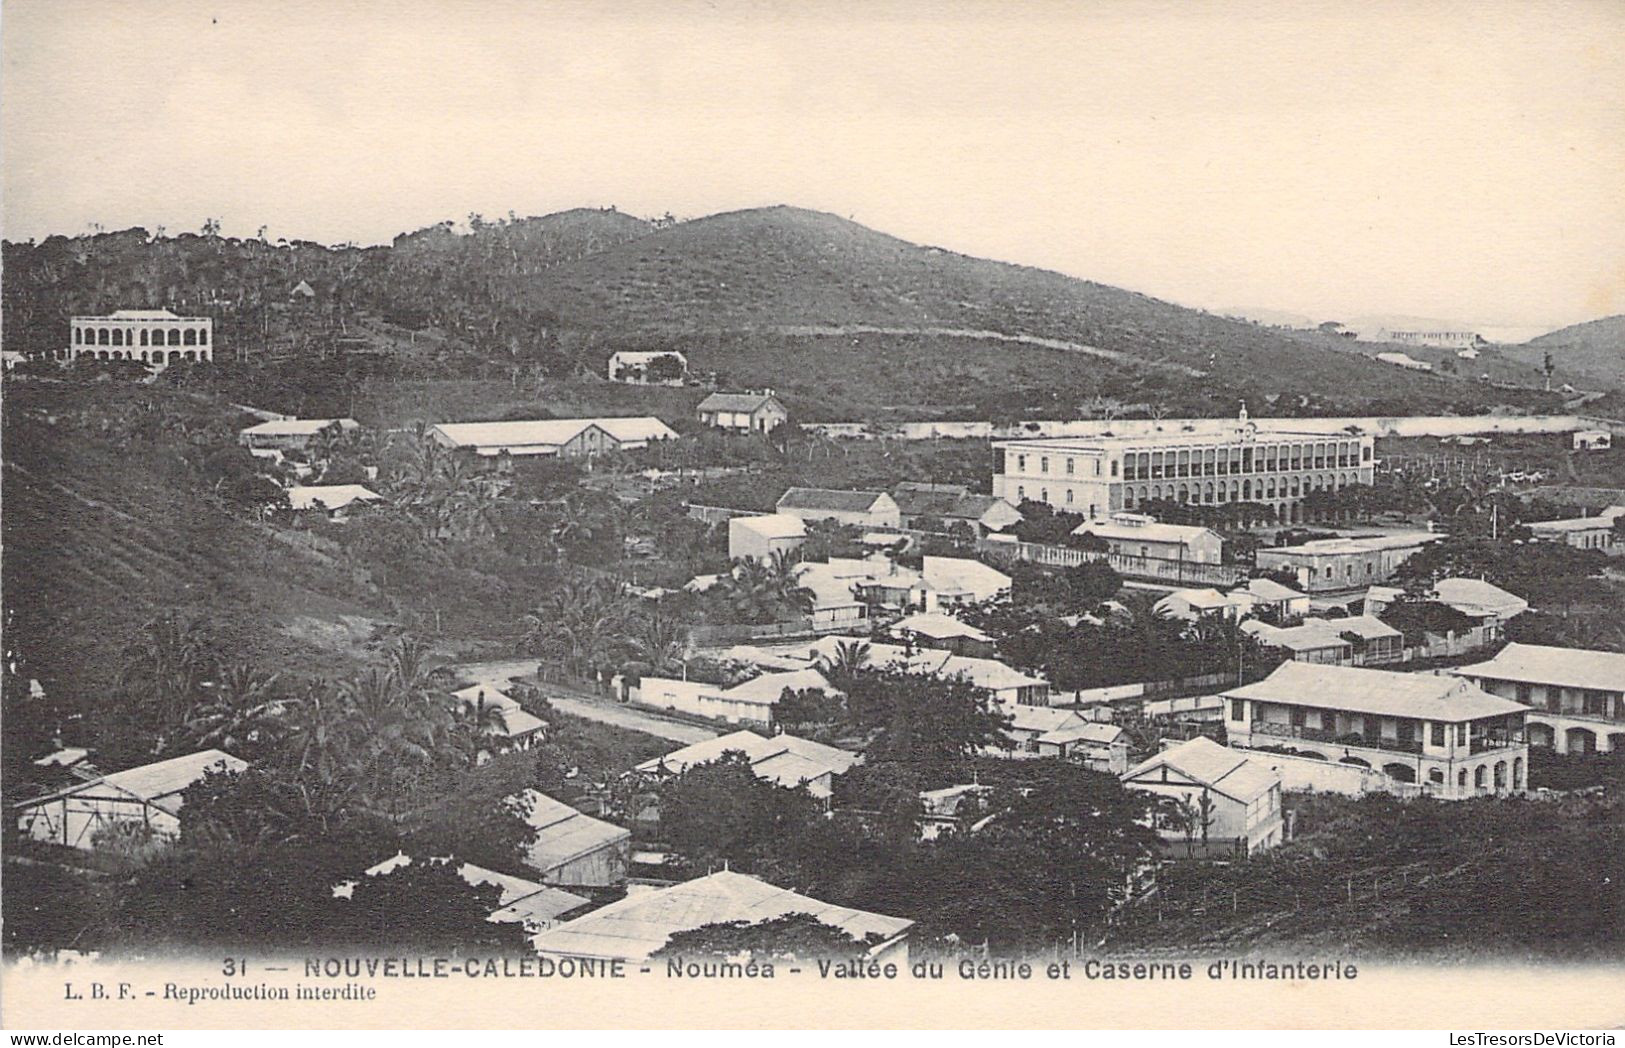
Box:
[2,206,1566,423]
[0,383,394,701]
[1499,314,1625,393]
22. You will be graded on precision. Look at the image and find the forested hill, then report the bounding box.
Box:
[1,206,1563,416]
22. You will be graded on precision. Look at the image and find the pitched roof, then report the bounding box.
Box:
[921,556,1011,599]
[1528,515,1615,533]
[107,309,180,319]
[1038,721,1125,747]
[888,612,992,643]
[731,513,806,541]
[698,392,782,413]
[1158,588,1244,612]
[509,789,631,874]
[635,729,859,781]
[1223,662,1526,721]
[431,417,677,451]
[777,487,890,513]
[240,417,359,437]
[286,485,381,512]
[1429,578,1527,618]
[718,669,841,707]
[1005,706,1087,735]
[345,854,590,928]
[1073,515,1220,547]
[891,487,1014,522]
[530,869,912,961]
[1260,532,1441,557]
[807,638,1045,692]
[18,750,249,814]
[1453,643,1625,693]
[1122,737,1279,804]
[1240,577,1304,602]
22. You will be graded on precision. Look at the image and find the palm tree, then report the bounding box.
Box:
[341,669,435,770]
[119,614,216,752]
[277,678,352,791]
[817,639,872,692]
[449,691,511,764]
[182,663,282,754]
[520,577,633,679]
[630,608,694,676]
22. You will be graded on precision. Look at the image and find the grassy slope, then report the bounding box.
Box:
[1,382,390,697]
[1498,315,1625,393]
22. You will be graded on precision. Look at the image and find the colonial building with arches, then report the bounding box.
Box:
[1452,643,1625,756]
[1222,662,1529,800]
[992,413,1376,526]
[65,309,213,366]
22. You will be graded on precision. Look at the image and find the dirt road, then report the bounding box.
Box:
[447,659,717,745]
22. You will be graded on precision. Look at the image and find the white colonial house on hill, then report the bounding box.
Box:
[67,309,214,365]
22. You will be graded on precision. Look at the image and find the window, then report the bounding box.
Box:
[1110,460,1117,477]
[1066,458,1074,475]
[1231,699,1245,721]
[1516,683,1531,704]
[1456,723,1467,746]
[1065,489,1073,504]
[1041,457,1049,474]
[1430,723,1445,747]
[1017,455,1026,472]
[1017,486,1026,499]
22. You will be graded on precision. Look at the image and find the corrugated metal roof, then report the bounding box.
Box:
[87,749,246,802]
[530,870,912,961]
[508,790,631,874]
[1224,663,1525,721]
[1454,643,1625,693]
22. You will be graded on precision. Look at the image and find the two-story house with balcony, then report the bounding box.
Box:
[1222,662,1529,798]
[1451,643,1625,755]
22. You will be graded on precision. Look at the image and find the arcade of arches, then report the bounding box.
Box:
[64,314,213,366]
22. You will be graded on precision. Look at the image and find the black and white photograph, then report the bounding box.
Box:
[1,0,1622,1033]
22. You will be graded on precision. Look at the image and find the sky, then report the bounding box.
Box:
[4,0,1624,332]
